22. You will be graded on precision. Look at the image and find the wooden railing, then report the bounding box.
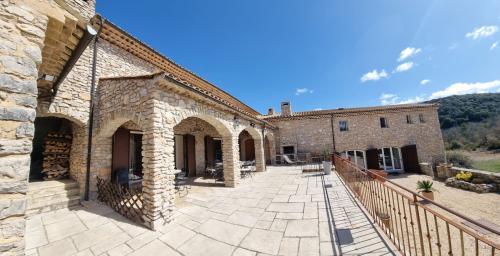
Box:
[333,154,500,256]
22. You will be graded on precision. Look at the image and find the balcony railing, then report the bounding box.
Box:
[333,154,500,256]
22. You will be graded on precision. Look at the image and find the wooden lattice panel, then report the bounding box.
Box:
[96,177,145,226]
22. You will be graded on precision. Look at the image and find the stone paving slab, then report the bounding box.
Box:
[25,166,396,256]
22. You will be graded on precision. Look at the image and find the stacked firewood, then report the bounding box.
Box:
[42,132,72,180]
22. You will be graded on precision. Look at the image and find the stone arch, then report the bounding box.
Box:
[173,113,232,138]
[96,109,145,138]
[30,113,88,197]
[238,126,265,172]
[37,112,86,128]
[89,112,146,198]
[172,113,240,187]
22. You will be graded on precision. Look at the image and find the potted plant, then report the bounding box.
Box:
[322,147,332,175]
[417,180,435,201]
[376,211,391,231]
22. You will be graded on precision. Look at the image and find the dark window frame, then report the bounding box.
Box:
[380,117,389,128]
[406,115,413,124]
[419,114,425,123]
[339,120,348,132]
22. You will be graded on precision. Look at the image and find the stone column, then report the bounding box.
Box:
[222,135,240,187]
[141,105,174,230]
[0,4,47,254]
[254,137,265,171]
[195,134,205,176]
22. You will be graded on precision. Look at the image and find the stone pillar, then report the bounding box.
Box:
[254,137,265,172]
[222,135,240,187]
[89,135,112,199]
[69,124,88,198]
[0,4,47,254]
[195,134,205,176]
[141,107,174,230]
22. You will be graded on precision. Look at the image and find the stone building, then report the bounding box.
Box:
[263,101,445,173]
[0,1,444,254]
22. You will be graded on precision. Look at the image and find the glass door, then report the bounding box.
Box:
[378,147,403,172]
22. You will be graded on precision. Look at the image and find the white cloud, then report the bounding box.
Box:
[394,62,414,73]
[490,41,498,50]
[313,108,323,111]
[429,80,500,99]
[361,69,388,82]
[465,26,498,40]
[420,79,431,85]
[379,93,424,105]
[398,47,421,62]
[295,88,313,95]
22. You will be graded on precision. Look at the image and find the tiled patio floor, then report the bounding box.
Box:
[25,166,397,256]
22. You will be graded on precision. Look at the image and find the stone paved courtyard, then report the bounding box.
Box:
[25,166,396,256]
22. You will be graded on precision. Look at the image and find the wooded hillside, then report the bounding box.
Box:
[425,93,500,151]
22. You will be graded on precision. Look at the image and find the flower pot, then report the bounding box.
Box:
[421,191,434,201]
[323,161,332,175]
[378,214,391,231]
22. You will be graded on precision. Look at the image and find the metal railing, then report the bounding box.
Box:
[333,154,500,256]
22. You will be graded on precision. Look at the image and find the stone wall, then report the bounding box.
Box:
[268,107,445,167]
[0,2,48,254]
[38,35,158,199]
[272,117,334,155]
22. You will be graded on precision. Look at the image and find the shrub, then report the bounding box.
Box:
[446,151,473,168]
[455,171,473,181]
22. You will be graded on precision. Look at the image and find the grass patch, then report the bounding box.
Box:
[472,159,500,173]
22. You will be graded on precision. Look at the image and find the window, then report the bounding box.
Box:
[282,146,295,159]
[419,114,425,123]
[406,115,413,124]
[339,120,348,131]
[380,117,388,128]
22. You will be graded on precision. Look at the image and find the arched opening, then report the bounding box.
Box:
[109,121,144,188]
[264,135,272,165]
[239,130,255,161]
[173,116,227,180]
[29,117,77,181]
[238,127,266,172]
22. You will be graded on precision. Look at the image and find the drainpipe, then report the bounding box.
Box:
[330,114,336,153]
[84,17,105,201]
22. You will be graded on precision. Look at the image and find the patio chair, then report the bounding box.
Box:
[174,170,191,196]
[283,155,306,165]
[115,168,142,190]
[240,160,255,178]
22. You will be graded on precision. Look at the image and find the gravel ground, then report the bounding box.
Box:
[388,173,500,226]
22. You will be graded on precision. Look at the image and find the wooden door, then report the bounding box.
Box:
[366,148,380,170]
[184,134,196,177]
[402,144,420,172]
[244,139,255,161]
[205,136,215,167]
[112,127,130,181]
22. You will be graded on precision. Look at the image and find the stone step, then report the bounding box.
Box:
[26,179,81,216]
[28,186,80,200]
[28,179,79,192]
[26,196,80,216]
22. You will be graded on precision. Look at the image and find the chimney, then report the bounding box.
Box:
[267,108,275,115]
[281,101,292,116]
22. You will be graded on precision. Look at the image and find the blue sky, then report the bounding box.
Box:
[97,0,500,114]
